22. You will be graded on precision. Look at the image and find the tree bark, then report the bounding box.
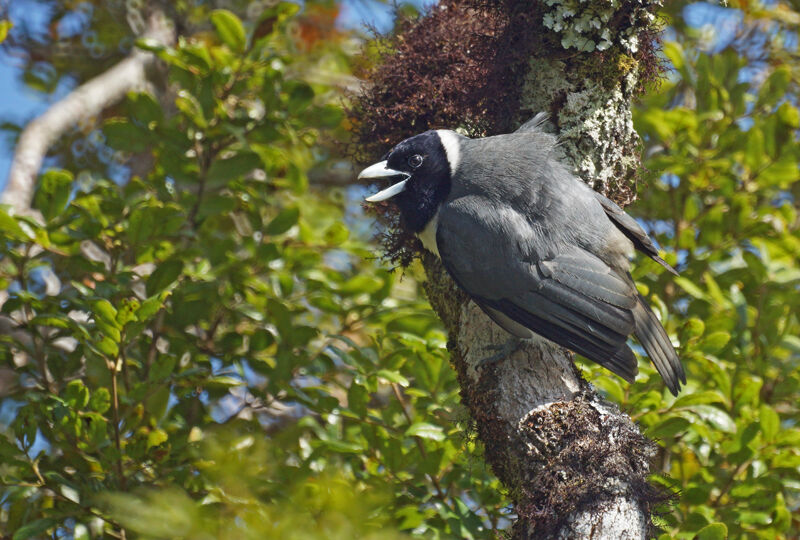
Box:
[424,258,662,539]
[354,0,669,536]
[1,9,175,214]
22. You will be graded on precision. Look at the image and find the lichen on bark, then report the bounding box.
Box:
[519,55,643,203]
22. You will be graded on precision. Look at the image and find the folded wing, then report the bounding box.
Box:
[594,191,678,275]
[436,201,641,383]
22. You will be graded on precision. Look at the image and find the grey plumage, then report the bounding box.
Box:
[360,121,686,395]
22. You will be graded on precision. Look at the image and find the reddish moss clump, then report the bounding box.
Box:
[350,0,532,162]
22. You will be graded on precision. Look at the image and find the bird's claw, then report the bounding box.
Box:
[476,338,522,370]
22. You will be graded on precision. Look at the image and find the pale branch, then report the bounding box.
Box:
[1,10,175,214]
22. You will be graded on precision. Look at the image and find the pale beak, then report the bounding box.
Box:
[365,179,408,202]
[358,160,406,180]
[359,160,410,202]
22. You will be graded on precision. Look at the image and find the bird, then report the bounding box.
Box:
[358,114,686,395]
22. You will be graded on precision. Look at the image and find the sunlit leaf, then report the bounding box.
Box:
[210,9,247,53]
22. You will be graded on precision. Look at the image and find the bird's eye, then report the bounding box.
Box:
[408,154,424,169]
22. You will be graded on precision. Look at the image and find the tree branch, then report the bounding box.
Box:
[1,10,175,214]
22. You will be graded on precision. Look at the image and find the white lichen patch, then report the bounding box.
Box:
[557,84,640,190]
[542,0,660,54]
[518,54,642,194]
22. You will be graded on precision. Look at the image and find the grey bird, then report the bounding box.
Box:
[358,116,686,395]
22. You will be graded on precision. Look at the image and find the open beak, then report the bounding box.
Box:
[358,161,409,202]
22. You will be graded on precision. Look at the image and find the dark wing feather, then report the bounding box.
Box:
[594,191,678,275]
[632,293,686,395]
[436,203,640,383]
[490,296,638,383]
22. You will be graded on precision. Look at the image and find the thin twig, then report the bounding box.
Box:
[109,356,127,491]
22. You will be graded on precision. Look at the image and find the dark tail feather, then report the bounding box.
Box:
[633,294,686,396]
[605,345,638,384]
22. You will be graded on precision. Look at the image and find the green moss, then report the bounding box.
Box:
[617,53,639,76]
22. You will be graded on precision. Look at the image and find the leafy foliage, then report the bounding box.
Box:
[0,5,505,538]
[1,0,799,539]
[579,5,800,537]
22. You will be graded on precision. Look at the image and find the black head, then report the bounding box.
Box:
[360,130,457,234]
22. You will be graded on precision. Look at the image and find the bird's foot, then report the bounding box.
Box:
[476,338,522,370]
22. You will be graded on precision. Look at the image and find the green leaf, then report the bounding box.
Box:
[175,91,207,128]
[13,518,58,540]
[150,356,177,382]
[91,299,118,326]
[87,414,108,446]
[29,314,71,329]
[127,205,156,244]
[648,416,691,439]
[129,92,163,125]
[89,387,111,413]
[738,511,772,525]
[116,298,140,326]
[347,382,368,417]
[96,318,121,343]
[288,83,315,114]
[146,385,171,420]
[322,439,364,453]
[757,66,790,108]
[96,336,119,357]
[64,380,90,409]
[210,9,247,53]
[405,422,445,441]
[146,259,183,296]
[675,276,709,301]
[0,20,12,44]
[104,119,147,152]
[695,522,727,540]
[138,293,166,321]
[34,169,73,222]
[265,208,299,235]
[663,41,685,72]
[701,331,731,352]
[684,317,705,338]
[207,376,243,389]
[690,405,736,433]
[207,152,261,186]
[377,369,410,387]
[672,390,726,409]
[340,275,384,294]
[777,102,799,128]
[135,37,167,53]
[323,222,349,245]
[196,195,237,220]
[147,428,168,449]
[759,404,780,442]
[249,329,275,351]
[0,207,32,241]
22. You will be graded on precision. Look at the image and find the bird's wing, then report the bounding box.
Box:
[593,191,678,275]
[436,200,640,382]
